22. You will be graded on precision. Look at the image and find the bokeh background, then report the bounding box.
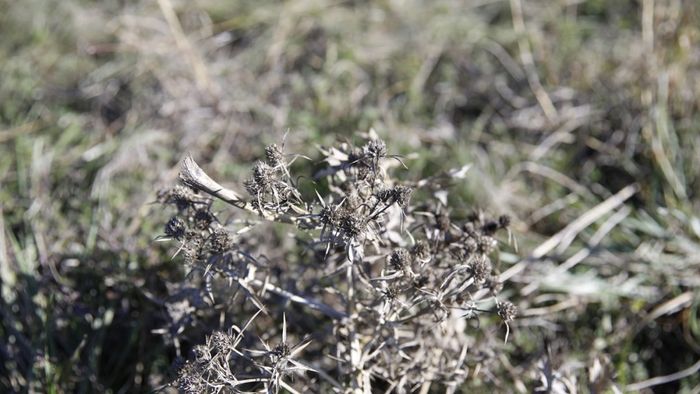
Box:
[1,0,699,392]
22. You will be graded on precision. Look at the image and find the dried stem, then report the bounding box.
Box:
[246,277,347,320]
[345,263,366,394]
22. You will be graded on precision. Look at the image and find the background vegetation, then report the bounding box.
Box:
[1,0,699,392]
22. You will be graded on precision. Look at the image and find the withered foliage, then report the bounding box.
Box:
[158,135,516,393]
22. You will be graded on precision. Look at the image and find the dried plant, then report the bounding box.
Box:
[158,133,517,393]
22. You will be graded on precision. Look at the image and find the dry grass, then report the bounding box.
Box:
[1,0,699,392]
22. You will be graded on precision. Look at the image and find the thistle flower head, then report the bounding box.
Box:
[252,161,273,188]
[208,228,234,253]
[363,138,387,159]
[498,214,511,229]
[497,300,517,322]
[265,143,284,167]
[165,216,186,239]
[392,185,412,208]
[389,249,410,270]
[470,256,491,283]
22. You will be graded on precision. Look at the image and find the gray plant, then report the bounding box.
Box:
[159,134,516,393]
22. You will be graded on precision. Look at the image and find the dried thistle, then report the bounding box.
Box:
[158,135,519,392]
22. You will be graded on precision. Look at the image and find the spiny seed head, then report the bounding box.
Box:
[182,232,203,263]
[376,188,393,202]
[158,185,200,210]
[165,216,186,239]
[340,214,366,239]
[183,244,201,266]
[482,220,499,236]
[497,300,517,322]
[347,147,364,164]
[193,209,214,230]
[392,185,412,208]
[209,228,234,254]
[252,161,273,187]
[265,143,284,167]
[272,342,290,359]
[210,331,234,350]
[320,206,340,227]
[363,138,387,159]
[390,249,410,270]
[498,214,511,229]
[383,286,400,300]
[477,235,495,254]
[469,256,491,283]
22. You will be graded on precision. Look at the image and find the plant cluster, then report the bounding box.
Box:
[158,135,516,393]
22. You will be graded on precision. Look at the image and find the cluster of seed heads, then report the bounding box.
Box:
[158,135,518,393]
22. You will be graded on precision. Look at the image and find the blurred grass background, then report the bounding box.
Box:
[1,0,699,392]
